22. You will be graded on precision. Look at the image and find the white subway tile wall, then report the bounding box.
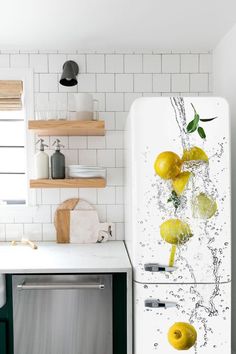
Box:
[172,74,189,92]
[181,54,198,73]
[0,54,10,68]
[143,55,161,73]
[0,50,212,241]
[116,74,133,92]
[162,54,180,73]
[87,54,105,73]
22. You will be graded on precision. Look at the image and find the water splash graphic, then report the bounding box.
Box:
[169,98,225,350]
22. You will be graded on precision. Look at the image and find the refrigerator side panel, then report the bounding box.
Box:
[124,110,134,263]
[134,281,231,354]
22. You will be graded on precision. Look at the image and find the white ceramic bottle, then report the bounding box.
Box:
[34,138,49,179]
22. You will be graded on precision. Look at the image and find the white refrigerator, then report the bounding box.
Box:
[125,97,231,353]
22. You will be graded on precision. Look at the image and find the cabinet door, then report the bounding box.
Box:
[0,321,7,354]
[134,282,231,354]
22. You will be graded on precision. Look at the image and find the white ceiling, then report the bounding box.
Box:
[0,0,235,51]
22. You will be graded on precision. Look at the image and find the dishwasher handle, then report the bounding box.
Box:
[17,281,105,290]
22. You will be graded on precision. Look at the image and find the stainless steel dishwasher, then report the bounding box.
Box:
[12,274,112,354]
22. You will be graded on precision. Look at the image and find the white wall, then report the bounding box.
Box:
[0,50,212,241]
[213,25,236,352]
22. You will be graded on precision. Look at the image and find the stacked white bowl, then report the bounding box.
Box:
[68,165,106,178]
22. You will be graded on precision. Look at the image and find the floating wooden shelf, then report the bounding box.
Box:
[28,120,105,136]
[30,178,106,189]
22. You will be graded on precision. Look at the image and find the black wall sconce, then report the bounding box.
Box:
[59,60,79,87]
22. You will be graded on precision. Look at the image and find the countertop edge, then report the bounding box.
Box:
[1,267,132,274]
[0,241,132,274]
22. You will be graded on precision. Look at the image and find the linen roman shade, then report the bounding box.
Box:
[0,80,23,110]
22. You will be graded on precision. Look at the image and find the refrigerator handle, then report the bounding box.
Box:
[144,263,177,272]
[145,299,177,309]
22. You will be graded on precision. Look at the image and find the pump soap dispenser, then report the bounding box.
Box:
[51,139,65,179]
[34,139,49,179]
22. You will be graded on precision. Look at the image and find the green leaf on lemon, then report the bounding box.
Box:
[200,116,218,122]
[187,114,199,133]
[197,126,206,139]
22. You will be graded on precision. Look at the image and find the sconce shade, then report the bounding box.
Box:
[60,60,79,87]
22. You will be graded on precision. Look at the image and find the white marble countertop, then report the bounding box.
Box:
[0,241,131,274]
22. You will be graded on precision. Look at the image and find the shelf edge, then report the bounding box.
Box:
[30,178,106,188]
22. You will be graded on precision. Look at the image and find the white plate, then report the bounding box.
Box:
[68,165,104,170]
[68,170,106,178]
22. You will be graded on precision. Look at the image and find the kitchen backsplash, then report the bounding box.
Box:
[0,50,212,241]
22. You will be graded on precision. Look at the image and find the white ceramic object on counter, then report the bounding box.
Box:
[0,274,6,308]
[70,210,111,244]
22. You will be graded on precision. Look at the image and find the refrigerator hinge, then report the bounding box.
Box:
[144,263,177,272]
[145,299,177,309]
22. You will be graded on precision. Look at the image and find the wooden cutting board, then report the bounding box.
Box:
[54,198,100,244]
[54,198,79,243]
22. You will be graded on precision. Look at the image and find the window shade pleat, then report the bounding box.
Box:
[0,80,23,111]
[0,98,22,110]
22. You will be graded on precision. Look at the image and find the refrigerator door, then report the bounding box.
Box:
[134,281,231,354]
[125,97,231,284]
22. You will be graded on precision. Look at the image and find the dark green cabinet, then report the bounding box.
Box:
[0,276,13,354]
[0,321,7,354]
[112,273,127,354]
